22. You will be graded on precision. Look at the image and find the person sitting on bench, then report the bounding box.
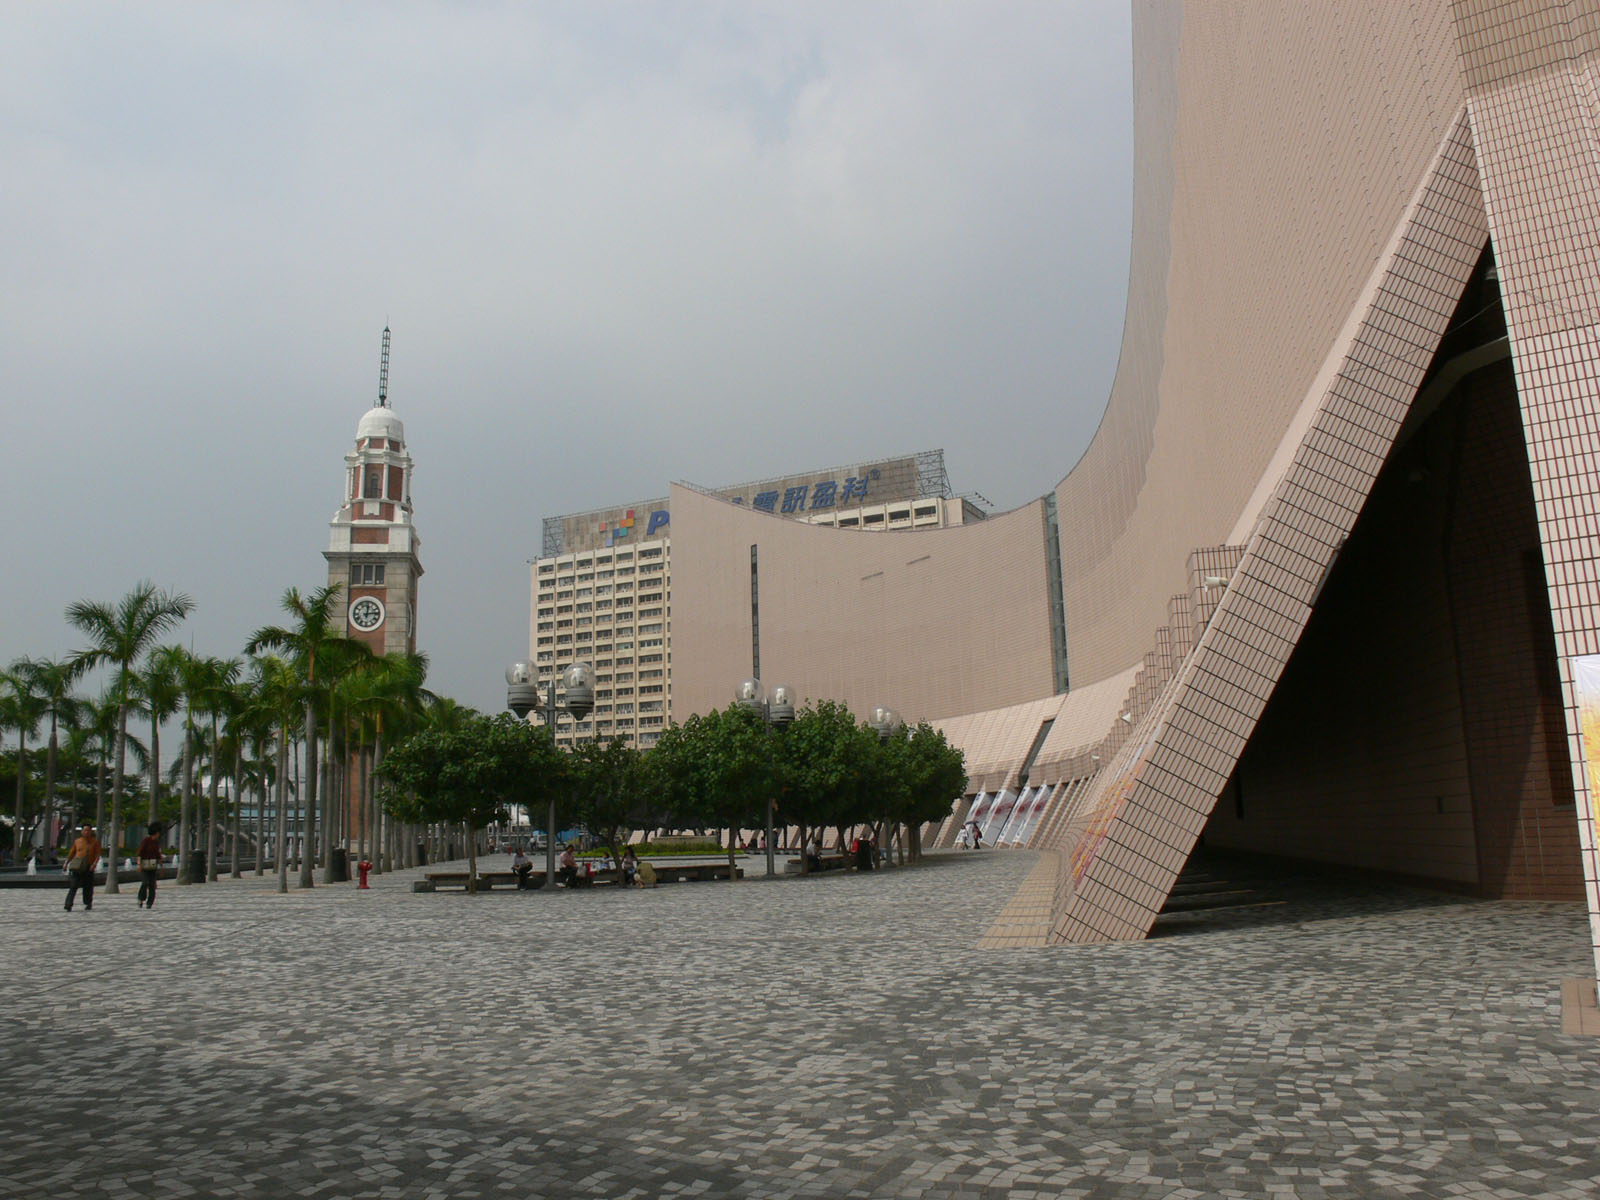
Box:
[510,846,534,889]
[557,845,579,888]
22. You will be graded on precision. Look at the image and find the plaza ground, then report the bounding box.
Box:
[3,850,1597,1199]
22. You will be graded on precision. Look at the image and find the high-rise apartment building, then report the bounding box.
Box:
[528,451,978,749]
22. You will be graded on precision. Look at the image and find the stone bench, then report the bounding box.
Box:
[783,855,851,874]
[416,862,743,892]
[417,870,546,892]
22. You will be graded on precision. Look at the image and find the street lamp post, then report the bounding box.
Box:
[507,659,595,888]
[735,677,794,878]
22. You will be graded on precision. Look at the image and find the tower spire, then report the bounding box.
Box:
[377,326,391,408]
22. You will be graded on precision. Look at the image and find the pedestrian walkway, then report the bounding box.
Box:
[3,851,1597,1198]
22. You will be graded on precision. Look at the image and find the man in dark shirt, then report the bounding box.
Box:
[137,823,164,909]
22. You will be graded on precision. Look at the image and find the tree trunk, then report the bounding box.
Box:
[299,703,316,888]
[147,719,160,827]
[356,744,367,868]
[106,700,127,894]
[229,742,242,878]
[63,750,78,847]
[275,732,289,893]
[291,736,301,870]
[13,732,27,861]
[255,750,265,876]
[177,723,194,885]
[319,708,335,881]
[371,738,386,874]
[206,713,220,882]
[93,758,105,841]
[44,715,58,851]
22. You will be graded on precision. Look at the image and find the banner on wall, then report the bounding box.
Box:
[1572,654,1600,822]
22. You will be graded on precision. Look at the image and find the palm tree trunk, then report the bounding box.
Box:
[178,723,194,885]
[299,703,316,888]
[230,742,242,879]
[106,701,127,894]
[358,745,369,869]
[373,736,386,874]
[276,731,289,893]
[93,758,105,840]
[319,706,335,881]
[14,732,28,861]
[292,735,301,871]
[44,716,58,851]
[255,751,266,876]
[206,713,220,883]
[64,751,78,846]
[147,720,160,827]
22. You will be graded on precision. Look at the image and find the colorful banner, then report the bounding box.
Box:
[1572,653,1600,851]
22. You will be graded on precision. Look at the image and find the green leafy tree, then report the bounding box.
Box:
[777,699,880,872]
[571,736,658,866]
[66,582,194,891]
[896,722,967,860]
[379,710,563,891]
[651,706,777,879]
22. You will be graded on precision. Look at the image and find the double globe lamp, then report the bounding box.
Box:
[505,658,595,887]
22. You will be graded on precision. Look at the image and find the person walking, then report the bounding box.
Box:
[136,823,164,909]
[64,824,103,912]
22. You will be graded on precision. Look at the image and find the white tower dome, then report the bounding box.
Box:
[356,404,405,445]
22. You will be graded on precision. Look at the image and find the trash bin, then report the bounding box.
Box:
[187,850,206,883]
[330,847,349,883]
[416,841,427,866]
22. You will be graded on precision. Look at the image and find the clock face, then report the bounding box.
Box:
[349,596,386,632]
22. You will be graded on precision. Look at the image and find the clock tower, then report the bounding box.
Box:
[325,328,422,657]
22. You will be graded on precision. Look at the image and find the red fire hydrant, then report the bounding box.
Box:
[357,860,373,889]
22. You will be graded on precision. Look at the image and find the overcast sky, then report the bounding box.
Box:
[1,1,1133,717]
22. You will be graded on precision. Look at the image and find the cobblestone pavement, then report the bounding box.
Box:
[4,851,1597,1199]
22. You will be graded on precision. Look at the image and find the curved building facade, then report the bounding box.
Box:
[661,0,1600,976]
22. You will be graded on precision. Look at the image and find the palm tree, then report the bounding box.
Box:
[417,695,474,864]
[200,657,241,883]
[252,654,302,893]
[234,664,277,877]
[60,722,96,841]
[223,673,270,878]
[3,661,49,860]
[246,585,370,888]
[169,647,212,881]
[83,690,119,838]
[9,657,85,855]
[136,646,184,829]
[344,652,431,874]
[66,582,194,892]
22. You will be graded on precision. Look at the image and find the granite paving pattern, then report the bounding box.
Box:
[3,852,1597,1199]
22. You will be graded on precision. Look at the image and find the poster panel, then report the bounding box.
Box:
[1573,655,1600,809]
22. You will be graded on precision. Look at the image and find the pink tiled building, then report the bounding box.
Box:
[665,1,1600,976]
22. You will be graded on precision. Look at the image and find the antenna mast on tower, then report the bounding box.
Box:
[377,326,391,407]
